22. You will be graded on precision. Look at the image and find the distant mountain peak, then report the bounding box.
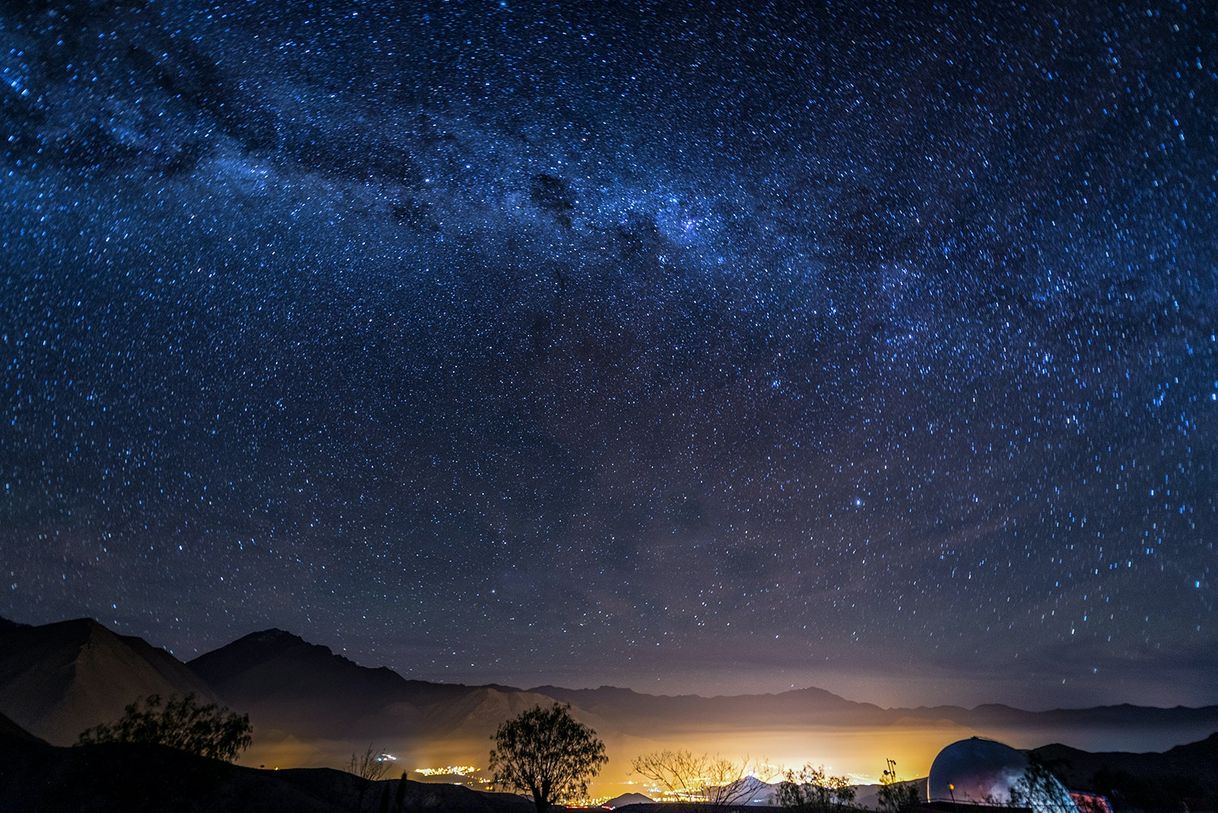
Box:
[604,792,655,809]
[188,625,415,711]
[238,628,310,647]
[196,628,389,677]
[10,616,128,655]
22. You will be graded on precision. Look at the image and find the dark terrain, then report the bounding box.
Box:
[1034,734,1218,812]
[0,713,532,813]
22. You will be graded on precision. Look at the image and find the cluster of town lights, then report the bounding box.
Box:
[414,765,482,778]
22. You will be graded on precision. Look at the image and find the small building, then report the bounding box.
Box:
[924,737,1079,813]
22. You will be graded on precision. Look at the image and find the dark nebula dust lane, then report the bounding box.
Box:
[1,0,1214,707]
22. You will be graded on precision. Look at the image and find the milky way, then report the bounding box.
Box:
[1,0,1214,707]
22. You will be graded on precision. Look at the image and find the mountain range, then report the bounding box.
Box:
[189,628,585,742]
[3,615,1218,789]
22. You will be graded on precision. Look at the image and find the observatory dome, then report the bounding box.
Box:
[927,737,1078,813]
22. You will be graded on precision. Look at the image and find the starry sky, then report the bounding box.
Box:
[1,0,1215,709]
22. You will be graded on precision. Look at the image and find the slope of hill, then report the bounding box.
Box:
[1034,732,1218,809]
[0,712,44,744]
[0,618,219,745]
[190,629,437,737]
[189,629,576,741]
[0,717,532,813]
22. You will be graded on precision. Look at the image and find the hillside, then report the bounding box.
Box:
[0,716,532,813]
[0,712,44,744]
[1034,732,1218,811]
[0,618,219,745]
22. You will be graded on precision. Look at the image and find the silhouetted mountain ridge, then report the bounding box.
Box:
[5,616,1218,761]
[528,683,885,731]
[189,627,587,741]
[185,623,1218,759]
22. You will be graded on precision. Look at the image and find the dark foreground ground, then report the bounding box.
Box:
[1033,733,1218,813]
[0,721,532,813]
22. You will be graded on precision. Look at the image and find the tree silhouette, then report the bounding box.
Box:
[348,744,392,812]
[348,743,392,782]
[632,749,771,809]
[77,693,251,762]
[1010,756,1075,813]
[488,703,607,813]
[776,764,855,813]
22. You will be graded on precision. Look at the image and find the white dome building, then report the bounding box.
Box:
[927,737,1078,813]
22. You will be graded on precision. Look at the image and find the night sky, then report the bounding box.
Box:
[1,0,1215,709]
